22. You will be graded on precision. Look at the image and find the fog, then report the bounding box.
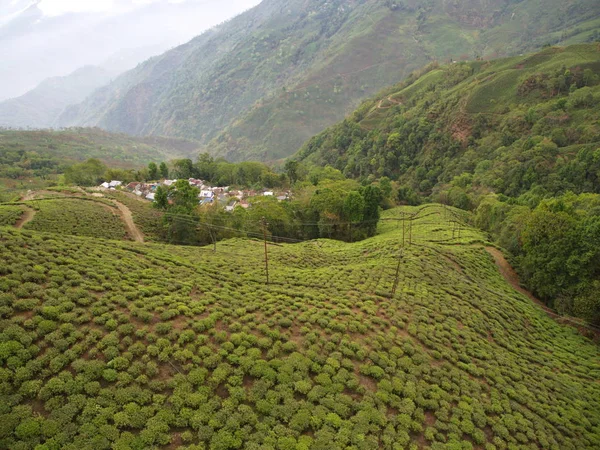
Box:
[0,0,261,101]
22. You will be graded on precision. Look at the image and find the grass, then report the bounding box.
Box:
[22,198,128,241]
[0,204,598,449]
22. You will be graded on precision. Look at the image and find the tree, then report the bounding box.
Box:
[154,186,169,210]
[173,159,195,179]
[285,160,299,185]
[63,158,107,186]
[159,162,169,179]
[360,185,383,236]
[196,153,215,181]
[148,163,158,180]
[171,180,199,213]
[343,191,365,223]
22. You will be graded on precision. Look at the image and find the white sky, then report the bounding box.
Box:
[36,0,259,16]
[0,0,263,100]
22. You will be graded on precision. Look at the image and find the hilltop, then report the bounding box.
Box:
[0,204,599,449]
[57,0,600,161]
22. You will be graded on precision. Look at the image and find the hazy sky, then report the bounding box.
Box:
[36,0,259,16]
[0,0,261,100]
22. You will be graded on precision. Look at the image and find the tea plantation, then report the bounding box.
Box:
[0,205,26,227]
[21,198,128,241]
[0,205,599,450]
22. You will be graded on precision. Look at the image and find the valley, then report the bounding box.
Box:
[54,0,600,162]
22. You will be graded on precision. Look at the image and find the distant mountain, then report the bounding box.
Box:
[0,66,114,129]
[0,0,258,101]
[57,0,600,162]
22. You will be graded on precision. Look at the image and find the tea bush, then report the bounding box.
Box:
[23,198,127,240]
[0,205,599,449]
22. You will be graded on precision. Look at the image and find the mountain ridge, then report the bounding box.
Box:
[57,0,600,161]
[0,66,115,129]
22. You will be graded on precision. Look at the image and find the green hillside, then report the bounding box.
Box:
[57,0,600,161]
[0,128,201,179]
[1,205,599,449]
[295,43,600,324]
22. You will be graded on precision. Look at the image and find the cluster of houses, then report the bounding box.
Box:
[98,178,289,211]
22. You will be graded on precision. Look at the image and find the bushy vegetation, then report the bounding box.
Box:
[1,206,599,449]
[0,205,25,226]
[296,44,600,323]
[22,198,128,240]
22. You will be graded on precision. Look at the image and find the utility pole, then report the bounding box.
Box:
[261,217,269,285]
[408,216,413,245]
[402,217,406,247]
[207,224,216,252]
[392,247,403,296]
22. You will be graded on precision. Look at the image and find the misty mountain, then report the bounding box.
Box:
[0,0,258,101]
[57,0,600,162]
[0,66,115,129]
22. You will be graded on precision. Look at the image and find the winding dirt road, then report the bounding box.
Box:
[113,201,144,243]
[15,206,36,229]
[485,246,561,315]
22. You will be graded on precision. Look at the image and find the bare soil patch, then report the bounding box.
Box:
[15,206,36,229]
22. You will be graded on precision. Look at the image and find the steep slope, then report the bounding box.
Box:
[57,0,600,161]
[0,205,599,449]
[0,67,114,129]
[296,43,600,196]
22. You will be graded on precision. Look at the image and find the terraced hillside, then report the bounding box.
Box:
[1,205,599,449]
[1,191,150,242]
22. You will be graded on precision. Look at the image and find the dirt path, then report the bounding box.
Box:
[20,191,36,201]
[376,96,402,110]
[485,246,554,314]
[15,206,36,229]
[113,201,144,243]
